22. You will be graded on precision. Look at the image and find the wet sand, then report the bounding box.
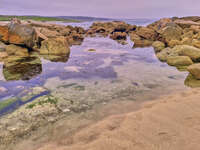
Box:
[35,88,200,150]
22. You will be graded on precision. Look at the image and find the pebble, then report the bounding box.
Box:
[62,108,71,113]
[0,87,7,93]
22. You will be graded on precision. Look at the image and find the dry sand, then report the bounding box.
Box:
[36,88,200,150]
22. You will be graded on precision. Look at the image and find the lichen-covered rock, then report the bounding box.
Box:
[187,63,200,79]
[152,41,165,52]
[160,23,183,43]
[40,37,70,55]
[167,56,193,66]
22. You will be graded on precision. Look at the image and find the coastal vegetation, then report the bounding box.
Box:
[0,15,81,22]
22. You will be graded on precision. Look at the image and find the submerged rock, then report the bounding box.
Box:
[3,56,42,81]
[167,56,193,66]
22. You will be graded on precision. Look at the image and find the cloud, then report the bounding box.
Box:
[0,0,200,18]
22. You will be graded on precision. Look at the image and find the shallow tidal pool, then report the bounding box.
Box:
[0,36,190,115]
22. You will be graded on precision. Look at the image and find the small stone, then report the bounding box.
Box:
[0,86,7,92]
[62,108,71,113]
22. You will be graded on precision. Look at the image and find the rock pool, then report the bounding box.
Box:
[0,35,190,115]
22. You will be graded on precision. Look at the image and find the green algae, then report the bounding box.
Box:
[0,98,18,110]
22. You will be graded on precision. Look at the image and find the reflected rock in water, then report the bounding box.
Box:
[184,74,200,88]
[42,54,70,63]
[3,56,42,81]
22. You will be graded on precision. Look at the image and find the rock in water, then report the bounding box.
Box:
[3,56,42,81]
[187,63,200,79]
[167,56,193,66]
[40,37,70,55]
[8,23,37,48]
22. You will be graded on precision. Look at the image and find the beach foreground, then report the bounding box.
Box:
[35,88,200,150]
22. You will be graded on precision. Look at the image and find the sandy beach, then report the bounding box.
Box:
[35,88,200,150]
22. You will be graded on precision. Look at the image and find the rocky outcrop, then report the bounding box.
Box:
[40,37,70,55]
[8,22,37,48]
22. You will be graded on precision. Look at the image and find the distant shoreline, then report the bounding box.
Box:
[0,15,81,23]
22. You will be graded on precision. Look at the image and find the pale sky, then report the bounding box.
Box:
[0,0,200,19]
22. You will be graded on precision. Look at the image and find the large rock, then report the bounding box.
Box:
[135,27,157,41]
[152,41,165,52]
[8,23,37,48]
[160,23,183,43]
[5,44,29,57]
[40,37,70,55]
[179,45,200,61]
[0,24,9,43]
[167,56,193,66]
[156,47,177,62]
[187,63,200,79]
